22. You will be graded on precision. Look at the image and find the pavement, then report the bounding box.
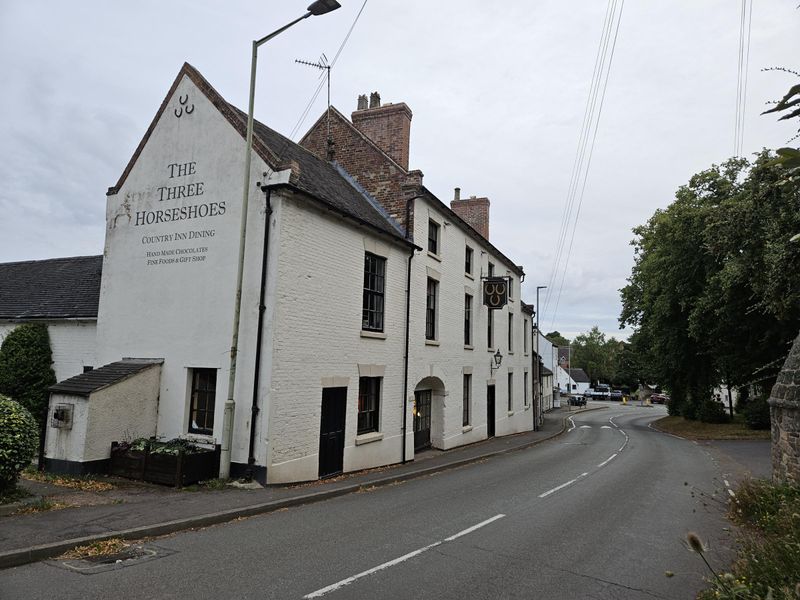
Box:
[0,404,593,569]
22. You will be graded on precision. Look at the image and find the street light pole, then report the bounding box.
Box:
[220,0,341,480]
[534,285,546,429]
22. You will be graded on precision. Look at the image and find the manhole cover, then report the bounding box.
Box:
[50,544,176,575]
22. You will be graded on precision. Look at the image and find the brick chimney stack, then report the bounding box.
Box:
[352,92,413,170]
[451,190,490,240]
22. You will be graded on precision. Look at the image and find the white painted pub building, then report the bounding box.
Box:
[3,64,541,484]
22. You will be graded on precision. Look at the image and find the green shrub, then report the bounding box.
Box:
[698,398,731,424]
[0,395,39,492]
[0,323,57,427]
[744,396,771,430]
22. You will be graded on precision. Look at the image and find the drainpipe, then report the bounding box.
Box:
[401,194,421,464]
[245,185,273,481]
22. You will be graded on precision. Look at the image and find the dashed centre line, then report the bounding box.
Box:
[303,514,506,598]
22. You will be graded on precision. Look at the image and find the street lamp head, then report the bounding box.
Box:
[494,349,503,367]
[307,0,341,15]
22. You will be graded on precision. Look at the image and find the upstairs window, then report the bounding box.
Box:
[362,252,386,332]
[488,262,495,277]
[523,319,529,353]
[426,278,438,340]
[464,294,473,346]
[508,313,514,352]
[508,373,514,412]
[428,220,440,255]
[465,246,473,275]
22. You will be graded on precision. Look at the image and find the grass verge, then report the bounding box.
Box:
[697,479,800,599]
[652,415,770,440]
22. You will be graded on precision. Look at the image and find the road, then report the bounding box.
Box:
[1,406,737,599]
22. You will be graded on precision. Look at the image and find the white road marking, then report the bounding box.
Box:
[601,425,612,429]
[568,416,576,432]
[597,453,618,468]
[303,514,506,598]
[579,425,592,429]
[539,473,589,498]
[609,416,629,452]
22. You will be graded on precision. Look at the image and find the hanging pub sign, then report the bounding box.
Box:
[483,277,509,310]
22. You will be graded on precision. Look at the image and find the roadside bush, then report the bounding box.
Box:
[698,398,731,424]
[744,396,771,430]
[0,323,57,427]
[698,480,800,599]
[0,395,39,492]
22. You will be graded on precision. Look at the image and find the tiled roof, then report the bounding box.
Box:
[568,368,591,383]
[50,358,162,396]
[541,365,553,376]
[0,255,102,319]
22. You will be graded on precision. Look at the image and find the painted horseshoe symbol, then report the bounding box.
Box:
[174,95,195,118]
[485,281,507,308]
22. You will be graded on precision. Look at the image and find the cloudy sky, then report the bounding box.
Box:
[0,1,797,339]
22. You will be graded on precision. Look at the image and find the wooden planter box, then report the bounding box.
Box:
[109,442,221,487]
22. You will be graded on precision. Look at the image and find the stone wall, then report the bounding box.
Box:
[769,332,800,484]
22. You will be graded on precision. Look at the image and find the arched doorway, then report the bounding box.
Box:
[413,377,445,451]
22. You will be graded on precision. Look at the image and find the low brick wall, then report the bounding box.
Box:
[770,333,800,484]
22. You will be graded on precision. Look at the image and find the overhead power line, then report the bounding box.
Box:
[734,0,753,157]
[542,0,625,330]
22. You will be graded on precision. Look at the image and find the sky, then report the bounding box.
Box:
[0,1,797,340]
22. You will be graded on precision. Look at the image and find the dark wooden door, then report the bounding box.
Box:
[318,387,347,478]
[487,385,496,438]
[414,390,432,450]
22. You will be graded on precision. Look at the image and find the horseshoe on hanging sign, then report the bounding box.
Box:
[174,107,183,118]
[179,95,189,105]
[185,104,195,114]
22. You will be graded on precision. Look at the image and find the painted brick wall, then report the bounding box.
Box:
[407,198,533,450]
[267,193,410,483]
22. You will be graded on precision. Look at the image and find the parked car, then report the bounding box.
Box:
[569,395,587,407]
[610,389,623,400]
[650,393,669,404]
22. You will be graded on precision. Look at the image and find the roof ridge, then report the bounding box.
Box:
[0,255,102,267]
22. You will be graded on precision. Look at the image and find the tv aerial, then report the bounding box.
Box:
[295,54,334,161]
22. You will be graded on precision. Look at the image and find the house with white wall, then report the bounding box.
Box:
[6,63,537,484]
[0,256,99,381]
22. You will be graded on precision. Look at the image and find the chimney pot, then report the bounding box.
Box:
[369,91,381,108]
[357,94,368,110]
[454,187,461,201]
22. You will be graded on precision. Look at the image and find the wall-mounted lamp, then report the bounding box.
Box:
[490,349,503,376]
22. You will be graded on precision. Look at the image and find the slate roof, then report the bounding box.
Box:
[0,255,102,319]
[568,368,591,383]
[541,365,553,377]
[50,359,162,397]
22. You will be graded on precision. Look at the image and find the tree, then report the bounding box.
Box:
[0,323,57,427]
[545,331,570,347]
[620,152,800,420]
[570,326,619,384]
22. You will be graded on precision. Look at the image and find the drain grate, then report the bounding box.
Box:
[50,544,177,575]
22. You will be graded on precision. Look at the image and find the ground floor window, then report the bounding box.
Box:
[188,368,217,435]
[524,372,529,407]
[463,374,472,426]
[508,373,514,411]
[358,376,381,434]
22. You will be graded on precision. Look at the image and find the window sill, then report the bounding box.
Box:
[508,351,514,355]
[462,425,473,433]
[507,410,515,417]
[355,431,383,446]
[464,344,474,351]
[525,404,531,411]
[465,272,474,280]
[361,330,387,340]
[487,347,496,353]
[427,251,442,262]
[425,339,440,346]
[183,433,215,445]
